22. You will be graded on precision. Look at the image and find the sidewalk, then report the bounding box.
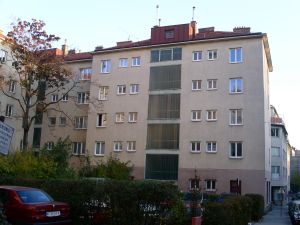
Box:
[254,205,291,225]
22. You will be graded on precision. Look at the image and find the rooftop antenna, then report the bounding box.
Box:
[156,4,159,26]
[192,6,196,21]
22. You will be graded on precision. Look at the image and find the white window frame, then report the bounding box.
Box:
[59,117,66,126]
[130,84,139,94]
[229,47,242,63]
[62,93,68,101]
[207,79,217,90]
[205,179,216,191]
[77,92,89,104]
[96,113,107,127]
[193,51,202,61]
[192,80,202,90]
[100,59,111,73]
[230,142,243,158]
[113,141,123,152]
[48,117,56,126]
[117,85,126,95]
[72,142,85,155]
[115,112,125,123]
[0,49,7,63]
[190,141,201,153]
[99,86,108,100]
[271,128,280,137]
[5,104,13,117]
[74,116,87,129]
[271,147,280,157]
[132,57,141,67]
[229,78,243,94]
[127,141,136,152]
[8,80,16,93]
[206,110,217,121]
[119,58,128,67]
[191,110,201,121]
[47,142,54,150]
[271,166,280,180]
[128,112,137,123]
[51,94,59,102]
[206,141,217,153]
[207,50,218,60]
[79,67,92,80]
[189,179,200,190]
[95,141,105,156]
[230,109,243,125]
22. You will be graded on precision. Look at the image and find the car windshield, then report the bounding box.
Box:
[17,190,53,204]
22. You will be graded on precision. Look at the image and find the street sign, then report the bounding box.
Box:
[0,120,14,155]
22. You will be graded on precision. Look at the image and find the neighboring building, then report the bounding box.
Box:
[40,21,273,205]
[270,105,291,204]
[0,29,34,151]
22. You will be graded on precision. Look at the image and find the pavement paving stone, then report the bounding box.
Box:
[253,205,291,225]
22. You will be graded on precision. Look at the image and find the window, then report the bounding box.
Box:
[230,47,242,63]
[206,141,217,153]
[115,112,125,123]
[8,81,16,93]
[150,48,182,62]
[150,65,181,91]
[190,141,201,153]
[98,86,108,100]
[230,142,243,158]
[127,141,136,151]
[128,112,137,123]
[119,58,128,67]
[193,51,202,61]
[117,85,126,95]
[79,67,92,80]
[62,93,68,101]
[113,141,123,151]
[47,142,54,150]
[59,117,66,126]
[165,30,174,39]
[205,179,216,191]
[272,147,280,157]
[51,94,58,102]
[189,179,200,190]
[74,116,87,129]
[0,49,7,63]
[95,142,105,156]
[130,84,139,94]
[5,104,13,117]
[230,109,243,125]
[48,117,56,126]
[206,110,217,121]
[229,78,243,93]
[100,60,111,73]
[192,80,201,90]
[77,92,89,104]
[97,113,107,127]
[191,110,201,121]
[271,166,280,180]
[132,57,141,66]
[207,79,217,90]
[146,124,179,149]
[208,50,218,60]
[72,142,85,155]
[271,128,280,137]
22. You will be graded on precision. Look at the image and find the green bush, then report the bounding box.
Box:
[245,194,264,221]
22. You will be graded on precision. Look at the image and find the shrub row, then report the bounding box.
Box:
[0,177,189,225]
[202,194,264,225]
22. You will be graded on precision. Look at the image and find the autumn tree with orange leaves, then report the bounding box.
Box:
[0,19,75,149]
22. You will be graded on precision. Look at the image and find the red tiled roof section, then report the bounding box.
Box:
[64,52,92,61]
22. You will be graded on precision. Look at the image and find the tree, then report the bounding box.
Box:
[0,19,75,149]
[291,171,300,192]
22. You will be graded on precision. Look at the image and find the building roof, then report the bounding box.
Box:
[64,52,92,62]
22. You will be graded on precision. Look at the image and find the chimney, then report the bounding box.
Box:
[190,21,197,38]
[94,46,103,51]
[61,39,68,56]
[233,27,251,33]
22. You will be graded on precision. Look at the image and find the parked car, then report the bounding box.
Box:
[0,185,71,225]
[289,200,300,225]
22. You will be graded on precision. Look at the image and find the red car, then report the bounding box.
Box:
[0,185,71,225]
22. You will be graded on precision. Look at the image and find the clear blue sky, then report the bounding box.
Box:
[1,0,299,149]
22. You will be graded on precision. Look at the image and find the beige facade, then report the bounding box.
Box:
[39,21,273,204]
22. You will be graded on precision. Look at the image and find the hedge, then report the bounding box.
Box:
[245,194,264,221]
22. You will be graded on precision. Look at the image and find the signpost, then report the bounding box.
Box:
[0,119,14,155]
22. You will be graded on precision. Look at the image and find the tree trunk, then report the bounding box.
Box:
[22,126,29,150]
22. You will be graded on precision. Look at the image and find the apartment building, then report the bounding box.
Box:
[270,105,291,203]
[40,21,273,204]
